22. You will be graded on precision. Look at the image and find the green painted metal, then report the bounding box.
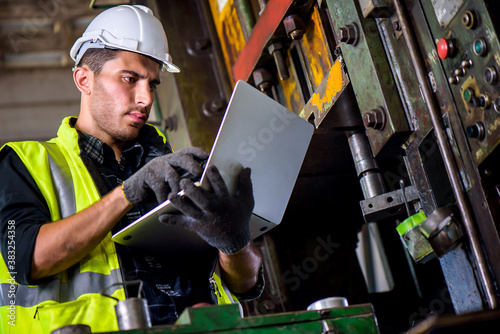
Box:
[101,303,379,333]
[419,0,500,165]
[410,0,500,304]
[234,0,256,41]
[325,0,410,156]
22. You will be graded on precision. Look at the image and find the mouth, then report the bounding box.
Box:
[128,111,147,124]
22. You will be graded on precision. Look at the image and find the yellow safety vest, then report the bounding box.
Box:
[0,117,237,334]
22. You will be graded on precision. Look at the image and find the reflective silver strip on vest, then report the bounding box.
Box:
[0,268,122,307]
[0,142,122,308]
[41,142,76,219]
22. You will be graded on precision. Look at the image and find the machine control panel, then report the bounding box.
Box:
[427,1,500,165]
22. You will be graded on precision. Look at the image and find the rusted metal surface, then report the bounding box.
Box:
[325,0,410,156]
[232,0,294,82]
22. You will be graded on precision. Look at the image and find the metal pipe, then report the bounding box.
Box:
[392,0,498,309]
[234,0,256,40]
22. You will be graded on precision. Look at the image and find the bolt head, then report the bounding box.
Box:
[252,68,273,90]
[338,22,359,45]
[268,42,283,54]
[363,107,386,130]
[284,15,305,40]
[338,27,349,43]
[363,113,376,128]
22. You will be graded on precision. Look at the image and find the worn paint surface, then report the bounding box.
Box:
[299,59,346,127]
[299,5,333,91]
[326,0,410,156]
[208,0,245,85]
[310,60,344,117]
[280,5,334,117]
[280,71,303,114]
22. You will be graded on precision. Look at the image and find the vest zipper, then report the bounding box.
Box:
[209,277,222,297]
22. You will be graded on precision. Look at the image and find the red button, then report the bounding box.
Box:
[437,38,451,59]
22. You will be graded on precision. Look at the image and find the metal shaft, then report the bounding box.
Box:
[347,131,385,199]
[234,0,255,40]
[272,49,290,81]
[392,0,498,309]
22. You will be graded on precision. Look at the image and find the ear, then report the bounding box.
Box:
[73,66,93,95]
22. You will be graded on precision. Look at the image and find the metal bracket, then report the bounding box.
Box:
[360,185,420,222]
[390,13,403,40]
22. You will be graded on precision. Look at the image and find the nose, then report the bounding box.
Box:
[135,82,154,108]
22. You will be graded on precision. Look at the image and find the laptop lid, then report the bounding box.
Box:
[112,80,314,254]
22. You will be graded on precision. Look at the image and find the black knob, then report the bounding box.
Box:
[466,123,485,140]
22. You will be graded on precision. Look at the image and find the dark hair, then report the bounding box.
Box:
[78,48,120,76]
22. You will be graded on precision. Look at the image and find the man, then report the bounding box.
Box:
[0,5,263,333]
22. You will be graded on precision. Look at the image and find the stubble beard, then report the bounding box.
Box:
[89,79,142,144]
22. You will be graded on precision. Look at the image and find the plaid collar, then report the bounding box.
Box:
[78,130,144,167]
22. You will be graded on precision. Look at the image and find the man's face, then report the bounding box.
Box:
[88,51,161,144]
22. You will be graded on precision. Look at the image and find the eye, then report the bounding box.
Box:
[124,76,137,84]
[149,83,159,91]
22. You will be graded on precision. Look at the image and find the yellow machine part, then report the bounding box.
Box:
[208,0,246,86]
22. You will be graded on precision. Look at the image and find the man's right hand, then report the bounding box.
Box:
[122,147,208,206]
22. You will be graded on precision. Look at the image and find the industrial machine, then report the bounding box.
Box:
[89,302,379,334]
[85,0,500,332]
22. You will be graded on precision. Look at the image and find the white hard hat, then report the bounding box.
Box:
[70,5,180,73]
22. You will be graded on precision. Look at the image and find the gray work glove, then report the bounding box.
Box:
[122,147,209,206]
[159,165,254,255]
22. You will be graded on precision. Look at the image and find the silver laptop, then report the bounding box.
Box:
[112,80,314,254]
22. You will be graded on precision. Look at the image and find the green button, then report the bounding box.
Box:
[463,88,473,102]
[474,38,487,56]
[475,41,482,53]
